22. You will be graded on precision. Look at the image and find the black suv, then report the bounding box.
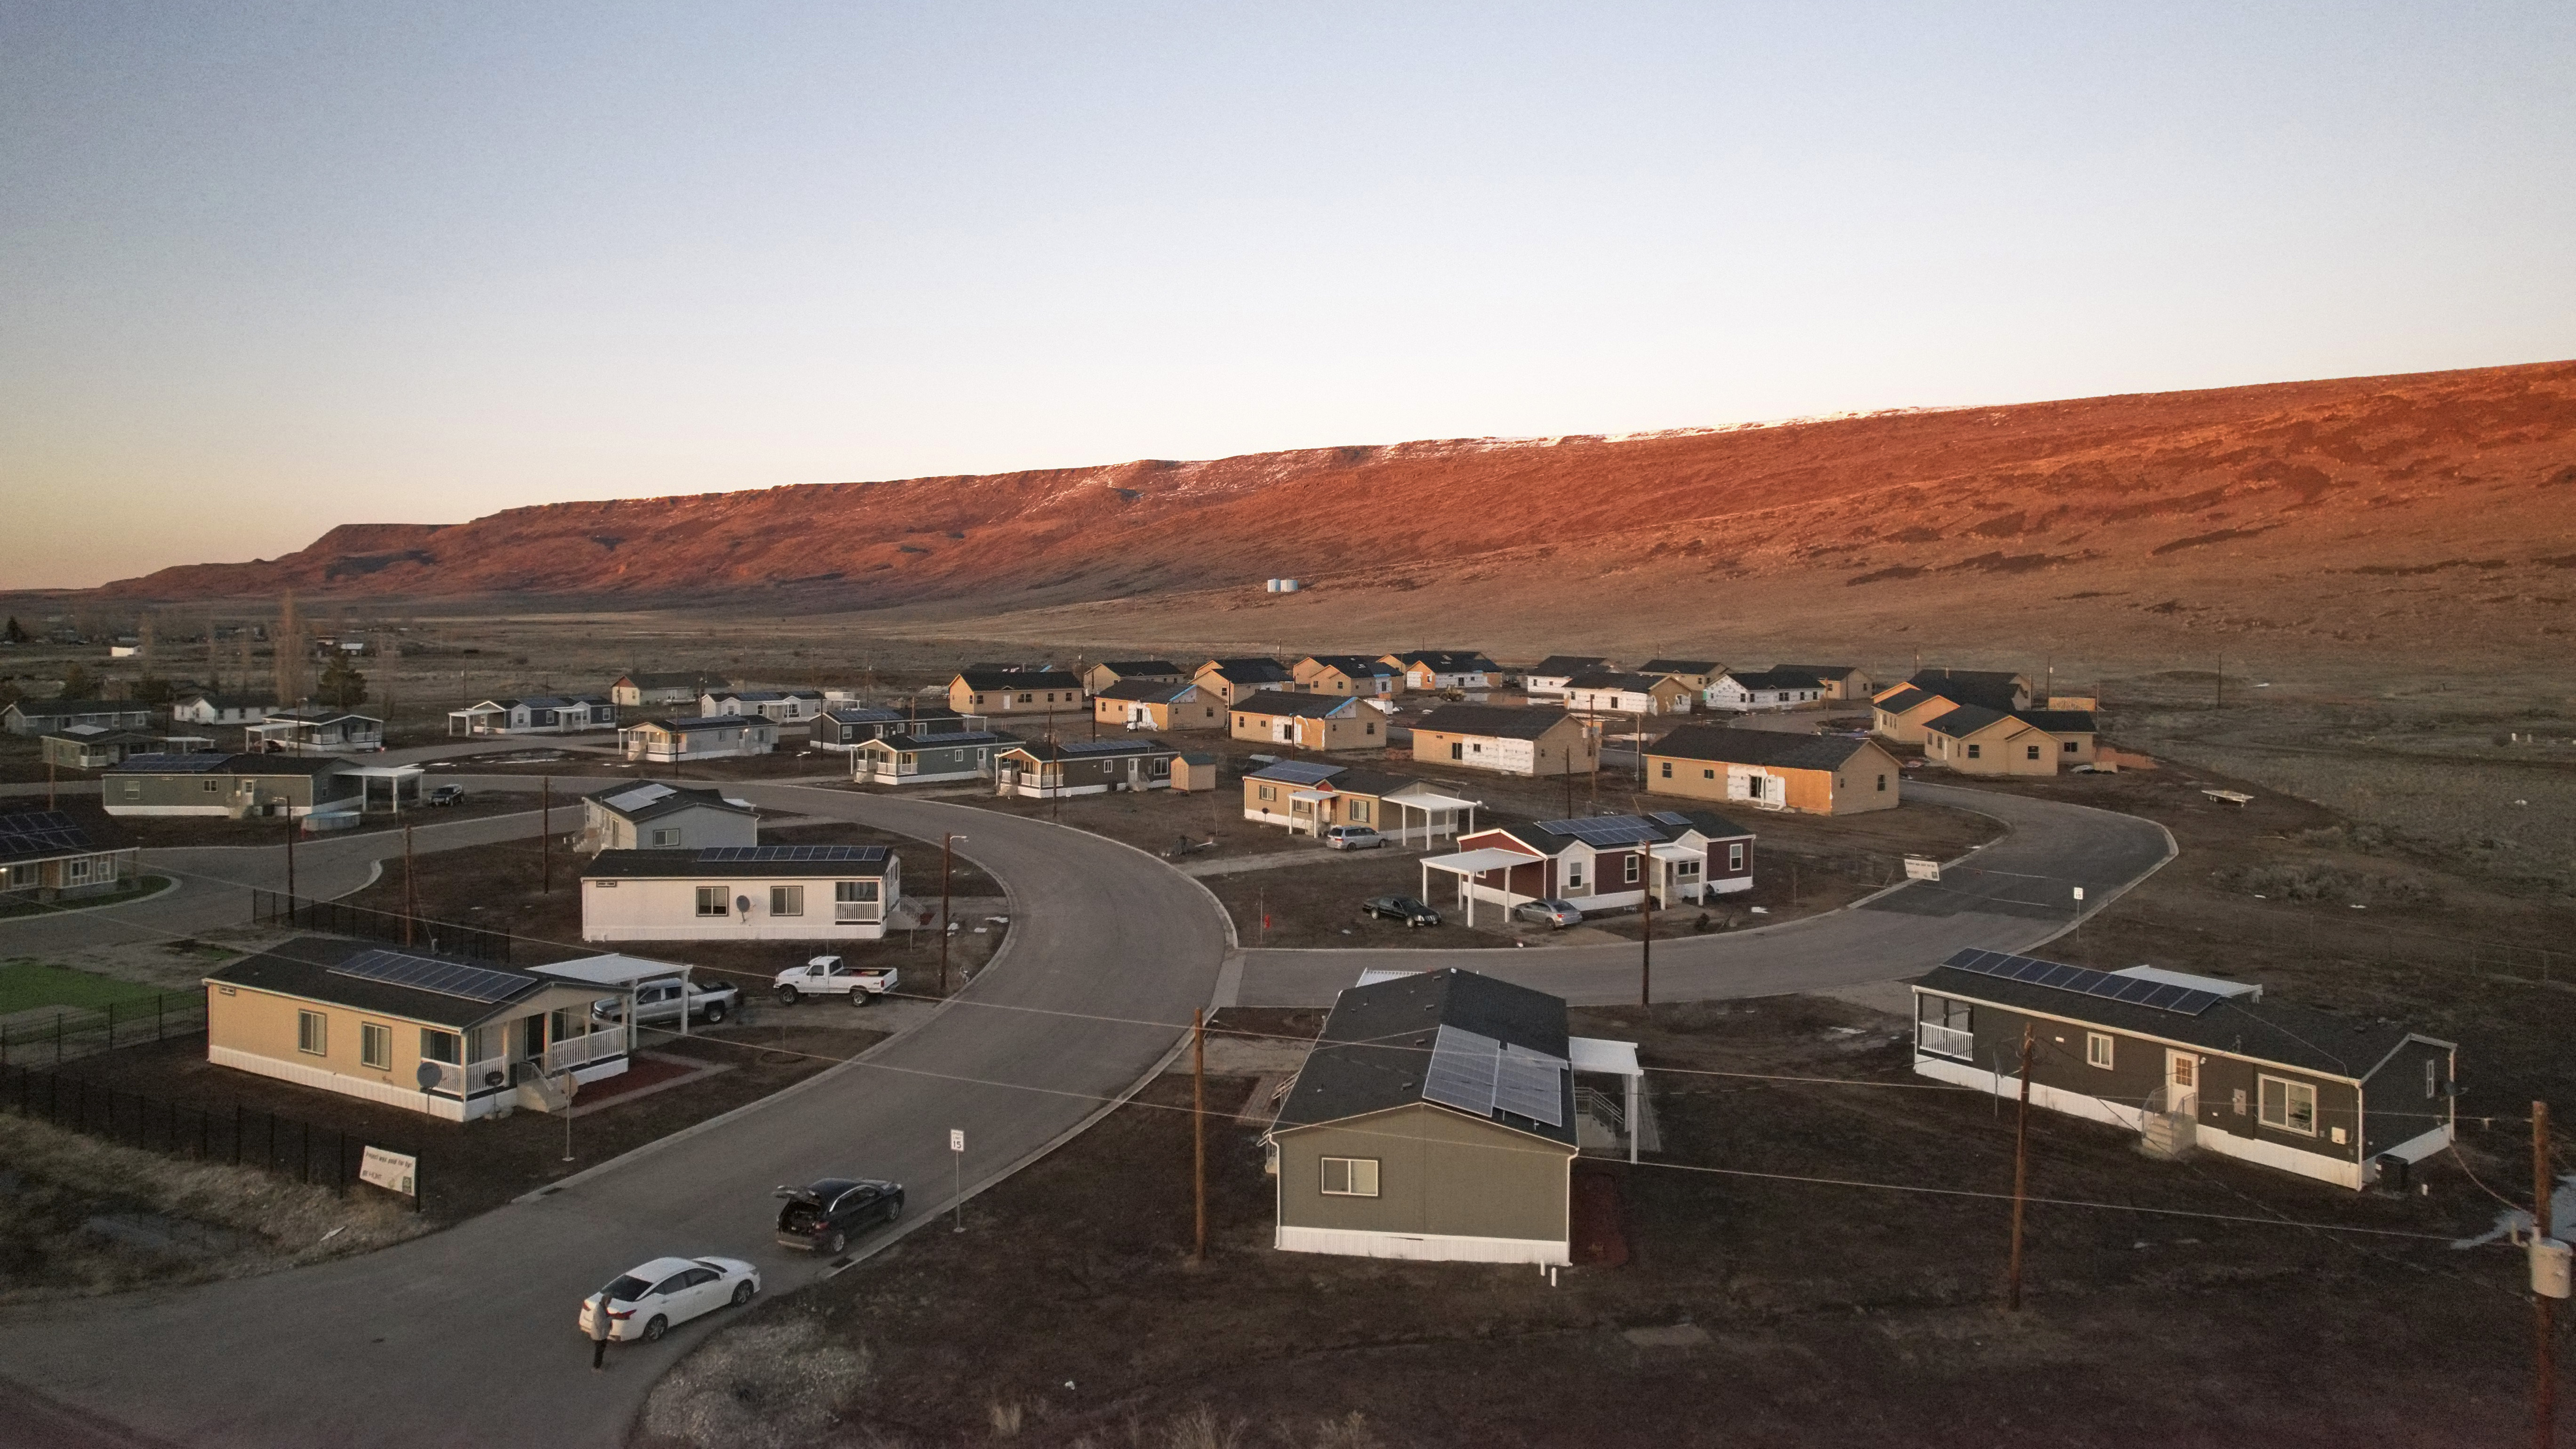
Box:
[773,1177,905,1254]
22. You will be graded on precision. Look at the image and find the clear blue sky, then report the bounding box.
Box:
[4,2,2570,588]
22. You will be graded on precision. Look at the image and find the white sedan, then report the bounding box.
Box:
[578,1256,760,1343]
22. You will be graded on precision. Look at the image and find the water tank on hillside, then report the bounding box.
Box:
[1264,579,1280,593]
[1277,579,1302,593]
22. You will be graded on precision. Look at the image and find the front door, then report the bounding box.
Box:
[2165,1050,2198,1115]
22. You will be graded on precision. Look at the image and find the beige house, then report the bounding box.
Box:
[1194,658,1298,705]
[1409,704,1596,777]
[1293,655,1403,697]
[1635,658,1723,694]
[1091,679,1224,732]
[1645,725,1901,815]
[1775,665,1873,701]
[1081,660,1187,696]
[205,938,632,1122]
[1230,691,1385,752]
[1922,705,2059,775]
[1868,684,1958,744]
[1562,671,1696,716]
[1267,968,1642,1265]
[1239,760,1477,844]
[2018,708,2100,765]
[948,670,1086,718]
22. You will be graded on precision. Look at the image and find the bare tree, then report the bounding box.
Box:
[273,593,308,706]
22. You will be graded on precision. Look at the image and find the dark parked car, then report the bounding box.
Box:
[1360,895,1441,928]
[773,1177,905,1255]
[426,784,466,806]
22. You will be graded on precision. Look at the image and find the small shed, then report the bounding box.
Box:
[1170,752,1220,792]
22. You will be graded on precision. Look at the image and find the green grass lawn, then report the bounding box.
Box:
[0,960,170,1015]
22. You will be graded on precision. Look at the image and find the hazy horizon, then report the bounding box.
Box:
[7,3,2573,589]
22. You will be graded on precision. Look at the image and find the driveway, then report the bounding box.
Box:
[0,781,1234,1449]
[1225,781,2176,1006]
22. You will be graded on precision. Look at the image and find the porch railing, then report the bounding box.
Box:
[1915,1022,1973,1059]
[420,1056,514,1096]
[542,1027,625,1075]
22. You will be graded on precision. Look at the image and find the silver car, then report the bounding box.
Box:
[1514,898,1583,928]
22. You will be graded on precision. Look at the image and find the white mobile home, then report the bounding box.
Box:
[581,845,902,942]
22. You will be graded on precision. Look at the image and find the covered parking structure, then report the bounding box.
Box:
[349,763,426,815]
[535,952,701,1046]
[1417,845,1542,927]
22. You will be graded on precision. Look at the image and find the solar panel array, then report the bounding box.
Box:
[0,810,91,861]
[1943,948,2223,1017]
[1535,814,1665,847]
[694,845,889,864]
[1056,739,1156,756]
[1255,761,1340,786]
[328,948,532,1004]
[601,782,677,813]
[1420,1025,1568,1128]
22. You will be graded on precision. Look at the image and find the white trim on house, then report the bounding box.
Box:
[1273,1224,1570,1266]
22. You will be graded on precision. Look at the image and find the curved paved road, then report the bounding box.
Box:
[0,781,1233,1449]
[1228,782,2176,1006]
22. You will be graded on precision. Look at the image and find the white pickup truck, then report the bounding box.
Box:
[772,956,897,1007]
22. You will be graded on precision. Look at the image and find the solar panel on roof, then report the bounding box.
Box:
[328,948,532,1004]
[1493,1043,1568,1128]
[1942,948,2221,1016]
[1536,815,1662,847]
[1256,761,1340,786]
[693,845,889,864]
[1419,1026,1568,1128]
[1649,811,1691,826]
[1060,739,1152,755]
[0,810,90,857]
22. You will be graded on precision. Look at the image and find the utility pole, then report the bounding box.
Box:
[540,776,552,893]
[2539,1100,2559,1449]
[402,824,416,946]
[1639,867,1653,1007]
[2007,1022,2034,1312]
[940,833,956,994]
[1192,1008,1208,1264]
[282,802,297,901]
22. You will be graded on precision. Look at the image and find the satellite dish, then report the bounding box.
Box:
[736,894,752,915]
[415,1063,442,1090]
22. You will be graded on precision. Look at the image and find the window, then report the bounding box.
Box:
[836,880,879,904]
[123,782,141,799]
[1624,854,1640,885]
[2259,1076,2318,1135]
[1320,1157,1380,1197]
[1967,743,1983,759]
[422,1029,460,1064]
[1877,773,1888,791]
[66,857,92,882]
[1659,761,1673,779]
[695,886,728,917]
[1257,785,1276,803]
[203,778,220,792]
[1235,716,1246,729]
[2425,1059,2441,1099]
[1727,842,1745,872]
[1449,742,1464,760]
[771,885,804,917]
[1567,862,1585,891]
[651,828,679,847]
[2063,740,2080,753]
[2085,1032,2114,1070]
[1350,799,1370,823]
[2026,744,2042,761]
[297,1011,327,1056]
[1703,768,1715,780]
[1364,722,1376,735]
[360,1022,392,1070]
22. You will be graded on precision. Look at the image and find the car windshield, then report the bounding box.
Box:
[604,1274,652,1302]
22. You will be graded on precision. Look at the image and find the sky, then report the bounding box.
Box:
[3,3,2572,589]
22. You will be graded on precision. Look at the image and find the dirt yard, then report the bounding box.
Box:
[640,998,2542,1449]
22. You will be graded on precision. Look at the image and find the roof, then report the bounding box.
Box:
[1565,670,1679,693]
[618,671,730,691]
[207,937,553,1029]
[0,810,99,866]
[1092,678,1202,703]
[1412,703,1576,741]
[1232,690,1354,719]
[822,706,963,724]
[1200,658,1296,684]
[1905,669,2025,711]
[1095,660,1184,676]
[583,845,895,880]
[1874,685,1938,714]
[106,752,350,778]
[1303,654,1400,678]
[1272,968,1578,1147]
[706,688,823,703]
[7,699,147,717]
[1527,655,1609,676]
[1647,724,1877,773]
[1309,766,1423,799]
[628,714,766,734]
[583,781,756,823]
[1389,651,1498,672]
[1637,659,1720,674]
[537,953,693,988]
[1720,668,1825,691]
[1922,704,2029,741]
[858,730,1015,751]
[1774,664,1863,682]
[1177,751,1219,766]
[1245,759,1344,786]
[1482,809,1753,857]
[999,737,1177,762]
[955,669,1083,692]
[2015,709,2099,733]
[173,692,276,708]
[1916,955,2438,1080]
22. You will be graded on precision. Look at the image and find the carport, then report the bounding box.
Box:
[537,951,699,1048]
[1417,846,1538,927]
[348,763,425,815]
[1384,787,1480,847]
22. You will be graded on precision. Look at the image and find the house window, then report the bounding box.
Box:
[1660,761,1672,778]
[1967,743,1982,759]
[297,1011,327,1056]
[203,779,219,792]
[771,885,805,917]
[1349,799,1370,823]
[2425,1059,2440,1099]
[1449,742,1463,760]
[66,857,92,882]
[2259,1076,2318,1135]
[360,1022,392,1071]
[1235,716,1246,729]
[2026,744,2042,761]
[1624,854,1640,885]
[2063,740,2080,753]
[1257,785,1276,803]
[695,886,728,917]
[1877,774,1888,791]
[1365,722,1376,735]
[1727,842,1745,872]
[836,880,880,904]
[2085,1032,2114,1070]
[422,1029,460,1064]
[1320,1157,1380,1197]
[651,828,679,847]
[1567,862,1585,891]
[1704,768,1715,780]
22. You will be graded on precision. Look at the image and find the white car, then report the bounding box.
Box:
[773,955,897,1006]
[579,1256,760,1343]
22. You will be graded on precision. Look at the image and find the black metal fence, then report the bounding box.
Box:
[251,888,512,963]
[4,1060,394,1196]
[0,992,206,1069]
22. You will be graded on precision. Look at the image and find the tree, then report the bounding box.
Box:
[59,662,94,700]
[317,655,369,709]
[132,674,176,706]
[0,617,26,644]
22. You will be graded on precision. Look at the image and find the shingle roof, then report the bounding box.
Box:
[1271,968,1578,1146]
[1303,655,1399,677]
[107,752,349,777]
[1915,962,2437,1080]
[1921,704,2024,740]
[2015,709,2098,733]
[859,730,1015,751]
[619,671,730,691]
[1904,669,2024,711]
[1647,724,1877,773]
[1308,767,1423,799]
[1483,809,1754,859]
[1412,703,1575,740]
[1775,664,1862,682]
[1244,760,1344,786]
[1873,685,1937,714]
[630,714,765,734]
[7,700,147,717]
[1565,671,1673,692]
[1201,658,1296,684]
[208,936,550,1030]
[1233,690,1355,719]
[584,848,895,881]
[1528,655,1610,676]
[999,737,1176,762]
[955,670,1084,692]
[1721,668,1824,691]
[1092,678,1202,703]
[1391,651,1498,672]
[1638,659,1720,675]
[1096,660,1184,676]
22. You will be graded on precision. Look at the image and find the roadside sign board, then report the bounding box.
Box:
[1903,856,1940,882]
[950,1128,965,1153]
[360,1146,417,1198]
[2072,886,2086,902]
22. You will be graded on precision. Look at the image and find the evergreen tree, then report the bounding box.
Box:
[317,655,369,708]
[0,617,26,644]
[59,662,94,700]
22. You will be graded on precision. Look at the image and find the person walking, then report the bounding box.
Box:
[588,1289,612,1370]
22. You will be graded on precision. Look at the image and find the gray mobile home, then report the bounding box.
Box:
[852,731,1014,786]
[103,754,362,822]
